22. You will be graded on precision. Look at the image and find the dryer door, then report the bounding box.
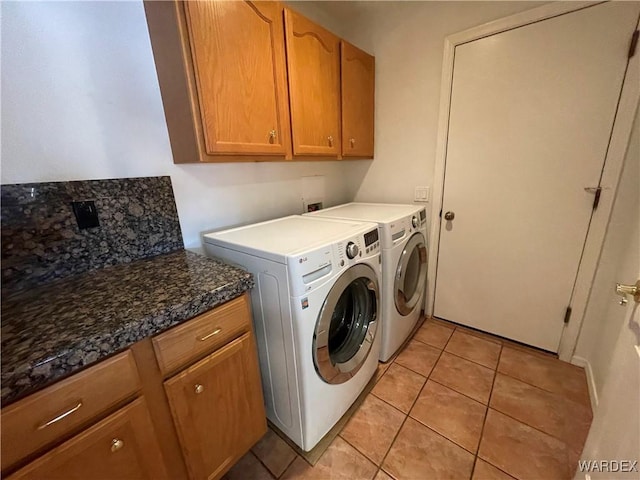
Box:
[313,264,379,385]
[394,232,428,316]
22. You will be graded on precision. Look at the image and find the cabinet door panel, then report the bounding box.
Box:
[9,398,167,480]
[184,1,290,155]
[164,332,266,480]
[284,9,341,156]
[341,41,375,158]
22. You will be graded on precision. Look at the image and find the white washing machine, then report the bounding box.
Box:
[203,215,381,451]
[308,203,428,362]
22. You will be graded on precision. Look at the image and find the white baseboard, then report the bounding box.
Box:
[571,355,598,411]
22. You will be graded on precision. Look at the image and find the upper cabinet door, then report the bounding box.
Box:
[184,1,290,156]
[284,9,341,157]
[341,41,375,158]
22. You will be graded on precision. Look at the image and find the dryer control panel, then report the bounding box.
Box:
[385,210,427,248]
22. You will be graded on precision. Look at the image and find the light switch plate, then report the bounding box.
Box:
[414,186,429,203]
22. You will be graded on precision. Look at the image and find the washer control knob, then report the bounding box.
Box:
[412,216,419,228]
[346,242,359,259]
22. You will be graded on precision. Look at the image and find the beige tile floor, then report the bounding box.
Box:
[224,318,593,480]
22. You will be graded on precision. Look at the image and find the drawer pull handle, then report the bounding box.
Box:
[194,384,205,394]
[110,438,124,453]
[197,328,222,342]
[37,401,83,430]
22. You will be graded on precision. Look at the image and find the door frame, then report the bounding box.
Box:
[427,1,640,361]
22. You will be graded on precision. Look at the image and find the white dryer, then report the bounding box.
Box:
[308,203,428,361]
[203,216,381,451]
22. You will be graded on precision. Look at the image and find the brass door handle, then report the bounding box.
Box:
[197,328,222,341]
[37,401,83,430]
[444,211,455,221]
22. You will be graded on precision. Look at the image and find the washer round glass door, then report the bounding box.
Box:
[313,264,379,385]
[395,232,428,316]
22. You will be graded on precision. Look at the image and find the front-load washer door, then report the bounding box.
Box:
[313,264,379,385]
[395,232,427,316]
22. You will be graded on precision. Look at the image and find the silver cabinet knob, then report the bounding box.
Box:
[444,211,455,221]
[111,438,124,453]
[350,138,355,148]
[328,136,334,147]
[194,384,205,394]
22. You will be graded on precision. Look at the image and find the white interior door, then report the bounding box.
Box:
[576,110,639,479]
[434,2,640,351]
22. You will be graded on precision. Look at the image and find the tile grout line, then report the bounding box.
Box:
[413,323,505,372]
[247,450,278,480]
[484,406,575,453]
[339,360,417,479]
[274,450,299,480]
[426,376,492,406]
[438,348,498,372]
[495,367,592,407]
[448,323,589,407]
[495,369,591,408]
[373,339,450,477]
[470,342,503,480]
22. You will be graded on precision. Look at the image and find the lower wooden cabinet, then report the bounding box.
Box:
[2,295,266,480]
[8,398,167,480]
[164,332,267,480]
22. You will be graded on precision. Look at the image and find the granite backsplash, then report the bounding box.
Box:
[1,176,183,294]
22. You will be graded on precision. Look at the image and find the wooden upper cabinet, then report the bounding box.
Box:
[341,41,375,158]
[144,1,291,162]
[164,332,266,480]
[284,8,341,157]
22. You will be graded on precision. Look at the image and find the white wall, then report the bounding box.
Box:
[1,1,549,251]
[574,107,640,397]
[0,1,357,250]
[335,1,545,208]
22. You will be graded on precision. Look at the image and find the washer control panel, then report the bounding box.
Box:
[336,228,380,267]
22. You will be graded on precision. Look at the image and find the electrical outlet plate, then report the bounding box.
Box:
[71,201,100,229]
[303,197,324,213]
[414,186,429,203]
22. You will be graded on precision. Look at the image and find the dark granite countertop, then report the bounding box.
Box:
[1,250,254,405]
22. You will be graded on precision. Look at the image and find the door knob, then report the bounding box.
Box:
[615,280,640,305]
[444,211,455,221]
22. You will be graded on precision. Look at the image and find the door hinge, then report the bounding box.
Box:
[629,30,639,59]
[585,186,602,210]
[439,209,442,218]
[563,306,572,324]
[592,187,602,210]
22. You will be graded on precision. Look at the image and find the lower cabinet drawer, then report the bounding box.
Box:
[1,350,141,472]
[152,294,252,376]
[8,397,167,480]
